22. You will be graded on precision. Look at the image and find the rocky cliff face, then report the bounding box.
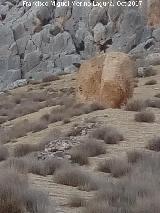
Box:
[0,0,160,90]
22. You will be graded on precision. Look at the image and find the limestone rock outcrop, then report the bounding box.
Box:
[0,0,160,90]
[76,52,135,108]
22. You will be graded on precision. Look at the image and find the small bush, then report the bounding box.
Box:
[68,194,86,207]
[13,143,37,157]
[31,121,48,133]
[91,127,106,140]
[44,158,67,175]
[154,93,160,98]
[0,145,9,161]
[40,113,50,122]
[0,116,7,124]
[146,99,160,108]
[66,126,84,137]
[70,139,106,165]
[4,157,28,173]
[27,158,47,176]
[104,128,123,144]
[49,113,64,123]
[146,136,160,151]
[42,75,60,82]
[54,166,98,191]
[125,99,145,111]
[134,111,155,123]
[0,169,53,213]
[92,127,123,144]
[63,118,71,124]
[145,79,157,85]
[97,158,130,177]
[127,150,143,163]
[70,149,89,165]
[97,159,113,173]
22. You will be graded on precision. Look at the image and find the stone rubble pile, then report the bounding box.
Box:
[38,122,97,159]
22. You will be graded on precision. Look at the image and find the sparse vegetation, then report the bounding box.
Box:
[54,166,98,191]
[84,153,160,213]
[146,136,160,151]
[134,111,155,123]
[13,143,38,157]
[97,158,131,177]
[0,145,9,161]
[145,79,157,85]
[63,117,71,124]
[155,93,160,98]
[68,194,86,207]
[31,121,48,133]
[42,75,60,82]
[146,99,160,108]
[0,169,53,213]
[92,127,123,144]
[125,99,145,111]
[70,139,106,165]
[127,150,143,163]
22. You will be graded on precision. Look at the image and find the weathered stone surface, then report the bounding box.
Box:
[93,23,107,43]
[50,31,76,55]
[0,69,21,90]
[153,28,160,42]
[145,53,160,65]
[89,7,108,28]
[76,52,135,108]
[54,53,81,69]
[0,25,14,48]
[22,50,42,73]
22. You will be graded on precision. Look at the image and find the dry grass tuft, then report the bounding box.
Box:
[13,143,39,157]
[5,155,67,176]
[63,117,71,124]
[31,121,48,133]
[68,194,86,207]
[92,127,123,144]
[144,79,157,85]
[85,153,160,213]
[0,116,8,124]
[54,166,98,191]
[145,99,160,108]
[127,150,143,163]
[134,111,155,123]
[154,93,160,98]
[146,136,160,151]
[0,145,9,161]
[70,139,106,165]
[97,158,131,177]
[125,99,146,111]
[42,75,60,82]
[0,169,53,213]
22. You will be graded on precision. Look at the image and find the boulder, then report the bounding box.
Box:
[76,52,135,108]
